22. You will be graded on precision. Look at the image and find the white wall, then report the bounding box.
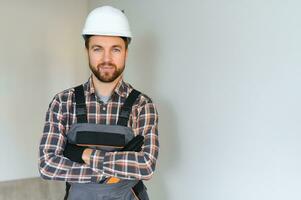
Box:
[0,0,89,181]
[89,1,301,200]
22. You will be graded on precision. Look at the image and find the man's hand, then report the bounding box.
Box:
[82,148,93,165]
[63,143,86,163]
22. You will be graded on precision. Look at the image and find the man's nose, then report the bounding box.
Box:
[103,50,112,62]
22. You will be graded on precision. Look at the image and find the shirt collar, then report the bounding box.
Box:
[84,75,130,98]
[84,75,95,95]
[113,78,129,98]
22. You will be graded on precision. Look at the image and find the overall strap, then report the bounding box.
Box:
[74,85,141,125]
[64,183,71,200]
[64,85,87,200]
[117,89,141,126]
[74,85,87,123]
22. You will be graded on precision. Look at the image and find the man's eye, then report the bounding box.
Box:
[92,47,102,52]
[113,48,121,52]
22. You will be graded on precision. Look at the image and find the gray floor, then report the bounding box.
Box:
[0,177,65,200]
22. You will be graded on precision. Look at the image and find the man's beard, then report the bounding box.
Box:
[89,61,125,83]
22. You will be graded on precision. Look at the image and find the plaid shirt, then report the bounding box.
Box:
[39,76,159,183]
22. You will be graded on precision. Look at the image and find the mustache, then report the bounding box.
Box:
[97,62,116,68]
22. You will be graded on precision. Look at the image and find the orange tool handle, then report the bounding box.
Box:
[106,177,120,184]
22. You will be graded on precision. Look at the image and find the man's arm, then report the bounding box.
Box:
[38,94,101,183]
[84,100,159,180]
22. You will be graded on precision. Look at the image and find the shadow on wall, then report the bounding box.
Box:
[127,30,159,90]
[131,31,181,200]
[149,100,181,200]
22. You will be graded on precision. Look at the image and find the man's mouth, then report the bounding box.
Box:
[98,63,115,70]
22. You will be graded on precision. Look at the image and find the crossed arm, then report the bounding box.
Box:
[39,95,159,183]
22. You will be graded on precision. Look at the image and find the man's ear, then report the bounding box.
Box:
[86,46,89,56]
[125,48,129,59]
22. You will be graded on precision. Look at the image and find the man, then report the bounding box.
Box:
[39,6,159,200]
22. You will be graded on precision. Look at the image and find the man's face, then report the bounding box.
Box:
[87,35,128,83]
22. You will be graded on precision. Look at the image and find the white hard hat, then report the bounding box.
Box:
[82,6,132,43]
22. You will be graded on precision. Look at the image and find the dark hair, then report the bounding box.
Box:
[84,35,129,49]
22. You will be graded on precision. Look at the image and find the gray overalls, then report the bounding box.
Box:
[64,85,149,200]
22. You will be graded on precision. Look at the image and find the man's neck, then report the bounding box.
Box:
[91,75,122,97]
